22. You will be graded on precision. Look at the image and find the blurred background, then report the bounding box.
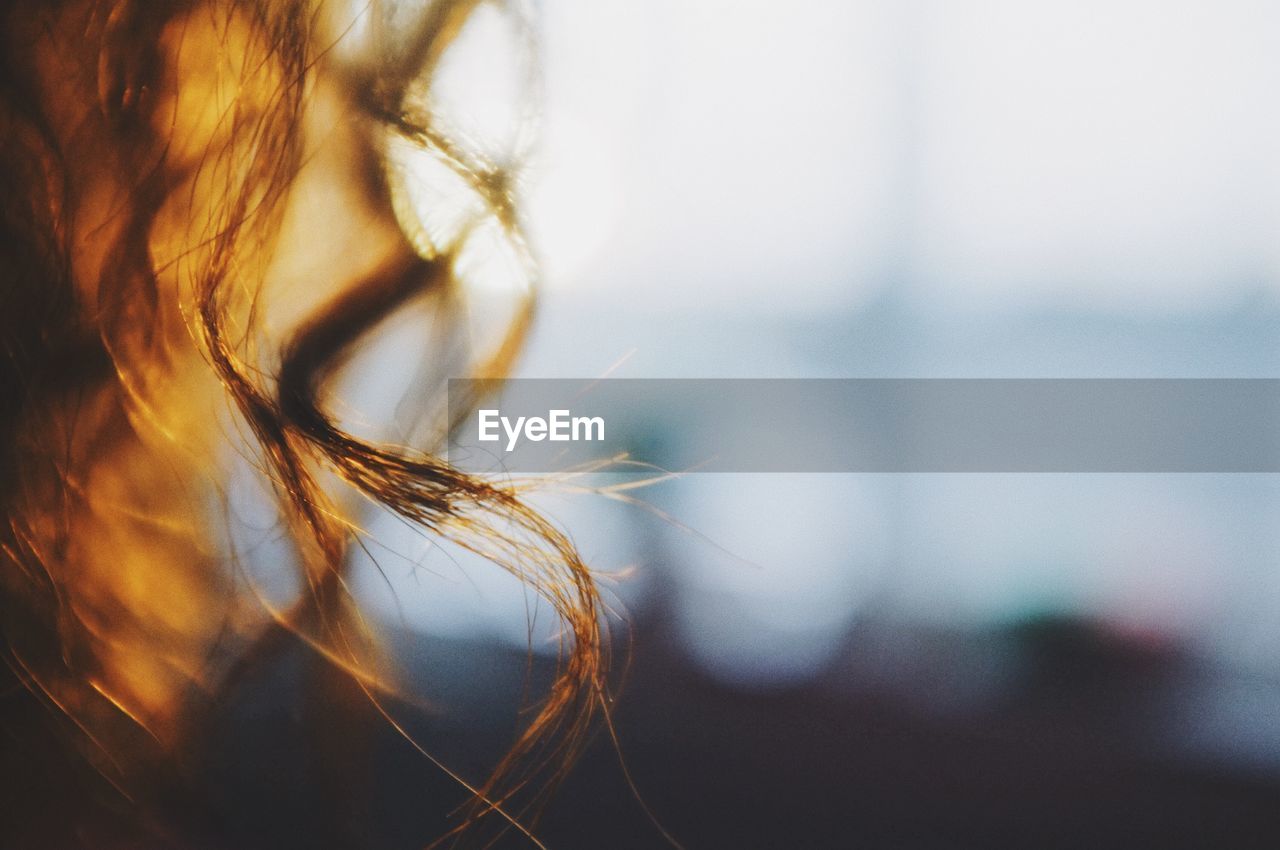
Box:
[233,1,1280,846]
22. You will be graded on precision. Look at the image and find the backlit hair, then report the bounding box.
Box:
[0,1,606,845]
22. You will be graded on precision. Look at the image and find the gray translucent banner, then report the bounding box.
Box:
[445,379,1280,473]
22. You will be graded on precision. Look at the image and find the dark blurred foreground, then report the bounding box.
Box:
[8,607,1280,848]
[218,608,1280,849]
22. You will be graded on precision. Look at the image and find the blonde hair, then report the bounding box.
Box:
[0,1,606,845]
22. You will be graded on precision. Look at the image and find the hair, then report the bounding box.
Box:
[0,0,607,846]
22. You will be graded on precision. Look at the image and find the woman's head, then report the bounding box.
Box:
[0,1,604,845]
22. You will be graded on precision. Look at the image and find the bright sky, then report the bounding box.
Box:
[524,0,1280,316]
